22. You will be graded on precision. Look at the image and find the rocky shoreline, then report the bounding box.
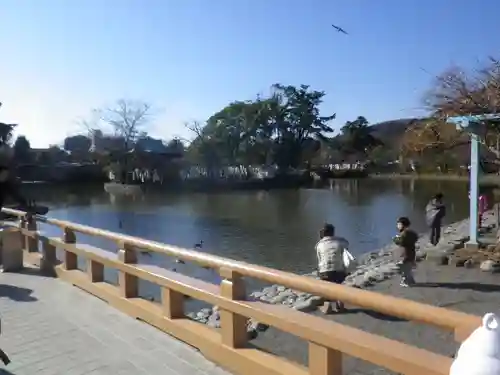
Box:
[187,214,488,338]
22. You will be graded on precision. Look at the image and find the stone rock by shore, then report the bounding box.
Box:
[188,212,495,338]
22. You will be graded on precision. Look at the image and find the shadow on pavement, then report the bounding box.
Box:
[0,284,37,302]
[341,308,407,322]
[17,267,46,277]
[11,266,57,279]
[0,369,15,374]
[417,282,500,293]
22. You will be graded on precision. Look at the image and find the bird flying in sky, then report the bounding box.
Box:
[332,24,348,35]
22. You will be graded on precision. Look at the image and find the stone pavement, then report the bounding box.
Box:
[252,260,500,375]
[0,268,232,375]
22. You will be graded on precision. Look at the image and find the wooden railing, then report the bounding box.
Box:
[3,207,480,375]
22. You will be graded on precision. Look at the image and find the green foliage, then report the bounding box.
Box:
[187,83,336,170]
[339,116,383,157]
[0,103,16,146]
[13,135,31,163]
[0,123,15,145]
[165,138,185,154]
[63,135,91,154]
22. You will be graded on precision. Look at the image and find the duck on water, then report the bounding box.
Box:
[140,240,204,267]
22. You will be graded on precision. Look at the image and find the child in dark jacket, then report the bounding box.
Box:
[393,217,419,287]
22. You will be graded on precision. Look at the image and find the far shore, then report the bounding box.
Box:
[368,173,500,183]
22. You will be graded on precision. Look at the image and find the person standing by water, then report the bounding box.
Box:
[479,190,489,228]
[425,193,446,246]
[468,188,489,228]
[315,223,348,314]
[393,217,418,287]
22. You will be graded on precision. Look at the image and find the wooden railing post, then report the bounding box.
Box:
[25,216,38,253]
[161,288,184,319]
[63,227,77,270]
[88,259,104,283]
[17,217,25,230]
[40,239,57,274]
[117,242,138,298]
[308,343,342,375]
[219,267,247,348]
[18,217,26,250]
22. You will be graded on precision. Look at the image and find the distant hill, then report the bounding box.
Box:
[369,118,425,144]
[327,118,425,163]
[369,117,499,168]
[325,116,500,168]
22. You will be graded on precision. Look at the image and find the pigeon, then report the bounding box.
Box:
[0,348,11,365]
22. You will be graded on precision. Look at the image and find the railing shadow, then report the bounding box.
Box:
[17,267,52,277]
[416,282,500,293]
[0,284,37,302]
[341,308,408,322]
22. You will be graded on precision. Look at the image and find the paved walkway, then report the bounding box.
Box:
[0,268,231,375]
[0,257,495,375]
[252,260,500,375]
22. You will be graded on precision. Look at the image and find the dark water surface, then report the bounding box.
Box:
[19,179,469,302]
[21,179,471,273]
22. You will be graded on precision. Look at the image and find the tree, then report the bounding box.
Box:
[185,120,222,177]
[186,84,335,171]
[201,99,267,167]
[269,84,335,169]
[0,102,16,146]
[425,58,500,161]
[401,119,463,155]
[92,99,153,152]
[400,118,465,171]
[63,135,91,154]
[13,135,31,164]
[339,116,382,158]
[165,138,185,155]
[32,145,66,166]
[426,61,500,117]
[86,99,153,182]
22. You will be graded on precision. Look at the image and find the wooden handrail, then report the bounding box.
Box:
[4,208,476,375]
[4,207,480,339]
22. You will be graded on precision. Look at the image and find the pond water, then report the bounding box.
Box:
[19,179,469,302]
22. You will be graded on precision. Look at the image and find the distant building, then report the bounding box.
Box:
[135,136,168,153]
[31,147,69,165]
[90,131,126,153]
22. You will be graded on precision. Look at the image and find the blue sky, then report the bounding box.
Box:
[0,0,498,147]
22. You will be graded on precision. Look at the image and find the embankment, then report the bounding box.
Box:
[189,215,478,337]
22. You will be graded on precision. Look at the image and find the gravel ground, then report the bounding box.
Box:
[185,211,498,374]
[250,261,500,375]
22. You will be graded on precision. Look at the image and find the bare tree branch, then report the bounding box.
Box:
[425,59,500,117]
[401,118,465,155]
[423,58,500,160]
[75,114,100,138]
[94,99,153,150]
[184,120,205,138]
